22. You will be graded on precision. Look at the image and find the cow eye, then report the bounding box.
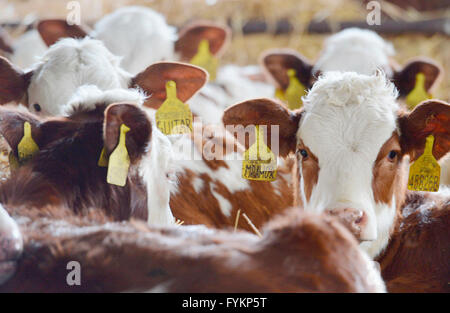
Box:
[33,103,41,112]
[387,150,398,161]
[299,149,308,159]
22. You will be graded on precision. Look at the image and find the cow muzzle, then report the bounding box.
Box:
[326,208,377,242]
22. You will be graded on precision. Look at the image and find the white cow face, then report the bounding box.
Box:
[223,72,450,258]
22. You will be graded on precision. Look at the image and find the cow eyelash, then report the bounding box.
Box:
[298,149,309,159]
[387,150,398,161]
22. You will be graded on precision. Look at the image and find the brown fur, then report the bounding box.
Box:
[37,19,90,47]
[0,57,32,105]
[0,207,383,292]
[377,191,450,293]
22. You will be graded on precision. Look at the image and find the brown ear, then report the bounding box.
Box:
[0,107,42,155]
[130,62,208,109]
[222,98,302,157]
[260,49,314,90]
[103,103,152,163]
[398,99,450,161]
[0,28,13,54]
[393,58,442,97]
[37,19,89,46]
[0,57,32,105]
[175,21,231,61]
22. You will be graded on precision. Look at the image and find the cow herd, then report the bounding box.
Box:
[0,6,448,293]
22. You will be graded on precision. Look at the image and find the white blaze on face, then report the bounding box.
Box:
[27,38,132,116]
[313,28,395,77]
[298,72,399,243]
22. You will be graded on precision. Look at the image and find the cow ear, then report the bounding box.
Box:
[37,19,89,46]
[103,103,152,163]
[261,49,314,90]
[222,98,302,157]
[0,107,42,155]
[0,57,32,105]
[393,58,442,97]
[175,21,231,61]
[0,27,13,54]
[130,61,208,109]
[398,99,450,161]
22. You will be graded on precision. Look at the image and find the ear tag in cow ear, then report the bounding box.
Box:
[406,73,432,110]
[8,151,20,172]
[107,124,130,187]
[190,39,218,81]
[407,135,440,192]
[242,125,277,181]
[274,88,286,102]
[285,69,306,110]
[17,122,39,163]
[155,80,193,135]
[98,147,108,167]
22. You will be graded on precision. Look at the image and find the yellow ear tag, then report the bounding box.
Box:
[155,80,193,135]
[285,69,306,110]
[274,88,286,102]
[407,135,440,192]
[98,147,108,167]
[242,125,277,181]
[17,121,39,163]
[406,73,432,110]
[190,39,218,81]
[8,151,19,172]
[106,124,130,187]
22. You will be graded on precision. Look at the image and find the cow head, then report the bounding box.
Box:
[261,28,442,97]
[0,37,207,115]
[223,71,450,258]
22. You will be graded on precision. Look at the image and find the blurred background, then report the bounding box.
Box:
[0,0,448,100]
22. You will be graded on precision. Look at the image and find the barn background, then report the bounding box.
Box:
[0,0,448,101]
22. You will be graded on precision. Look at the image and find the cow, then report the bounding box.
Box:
[222,71,450,292]
[0,203,385,293]
[261,28,442,100]
[0,204,22,286]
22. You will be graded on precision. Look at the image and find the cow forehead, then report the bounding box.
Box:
[298,72,399,163]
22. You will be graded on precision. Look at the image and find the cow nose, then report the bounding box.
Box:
[325,208,369,241]
[0,215,23,285]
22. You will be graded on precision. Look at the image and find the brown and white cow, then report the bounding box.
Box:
[0,203,385,292]
[223,71,450,262]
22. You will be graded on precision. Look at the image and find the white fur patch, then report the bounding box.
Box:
[313,28,395,77]
[92,6,177,75]
[298,72,399,254]
[210,187,232,217]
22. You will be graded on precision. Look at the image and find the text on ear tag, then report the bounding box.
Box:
[17,121,39,163]
[98,147,108,167]
[407,135,440,192]
[406,73,432,110]
[190,39,218,81]
[155,80,193,135]
[242,125,277,181]
[285,69,306,110]
[8,151,19,172]
[107,124,131,187]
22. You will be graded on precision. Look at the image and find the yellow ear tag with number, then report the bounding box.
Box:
[285,69,306,110]
[98,147,108,167]
[407,135,440,192]
[107,124,130,187]
[242,125,277,181]
[8,151,19,172]
[17,121,39,163]
[155,81,193,135]
[190,39,218,81]
[406,73,432,110]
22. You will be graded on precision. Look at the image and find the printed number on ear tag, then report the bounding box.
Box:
[407,135,440,192]
[107,124,130,187]
[242,125,277,181]
[190,39,218,81]
[17,121,39,163]
[406,73,432,110]
[155,80,193,135]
